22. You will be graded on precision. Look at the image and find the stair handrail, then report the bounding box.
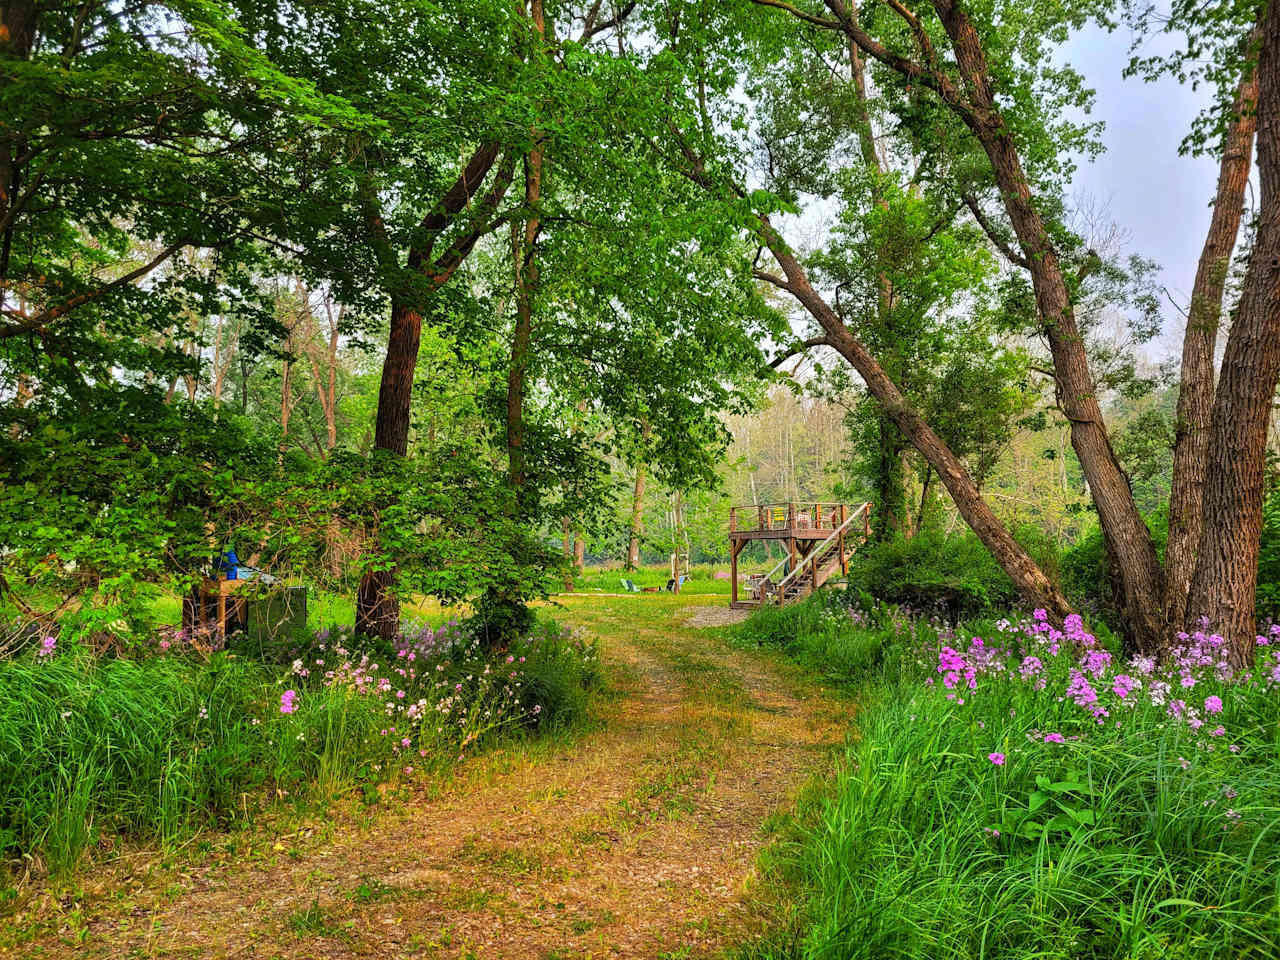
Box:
[772,502,870,599]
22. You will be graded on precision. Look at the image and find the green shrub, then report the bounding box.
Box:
[735,592,938,686]
[1257,487,1280,623]
[512,621,602,731]
[1061,506,1168,629]
[845,529,1023,619]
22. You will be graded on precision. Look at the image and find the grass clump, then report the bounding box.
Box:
[740,594,1280,958]
[732,589,940,685]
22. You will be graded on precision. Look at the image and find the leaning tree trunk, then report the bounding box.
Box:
[758,217,1073,620]
[1166,58,1260,625]
[1188,1,1280,666]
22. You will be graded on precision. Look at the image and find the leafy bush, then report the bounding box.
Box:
[845,529,1025,620]
[1257,487,1280,623]
[512,622,602,731]
[1060,505,1168,628]
[747,608,1280,958]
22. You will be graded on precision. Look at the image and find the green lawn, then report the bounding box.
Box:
[569,561,759,595]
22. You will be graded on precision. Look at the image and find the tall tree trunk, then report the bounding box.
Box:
[916,464,933,533]
[507,0,546,504]
[873,412,907,538]
[0,0,37,291]
[561,516,574,591]
[354,138,512,639]
[1165,50,1260,624]
[627,459,647,570]
[758,217,1072,619]
[924,0,1165,653]
[1188,3,1280,665]
[845,0,908,542]
[355,299,421,640]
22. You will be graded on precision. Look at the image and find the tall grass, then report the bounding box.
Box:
[0,615,600,876]
[738,595,1280,958]
[0,650,392,873]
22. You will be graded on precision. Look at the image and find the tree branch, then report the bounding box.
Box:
[429,152,519,285]
[0,240,186,340]
[962,193,1029,267]
[753,267,792,290]
[581,0,637,39]
[416,141,504,263]
[770,335,833,368]
[748,0,841,29]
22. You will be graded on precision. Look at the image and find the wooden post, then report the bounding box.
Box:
[839,503,848,577]
[730,539,740,606]
[730,506,736,533]
[865,502,872,539]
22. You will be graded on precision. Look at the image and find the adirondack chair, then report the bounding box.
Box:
[620,578,641,593]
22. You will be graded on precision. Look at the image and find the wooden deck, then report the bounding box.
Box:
[728,502,872,609]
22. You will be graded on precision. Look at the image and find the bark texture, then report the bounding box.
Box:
[1166,63,1260,623]
[1188,2,1280,664]
[924,0,1165,652]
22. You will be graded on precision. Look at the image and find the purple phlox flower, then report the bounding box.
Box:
[1204,695,1223,715]
[1066,669,1098,708]
[987,752,1006,766]
[1043,732,1066,744]
[1081,648,1112,678]
[37,636,56,659]
[1112,674,1139,699]
[280,689,298,714]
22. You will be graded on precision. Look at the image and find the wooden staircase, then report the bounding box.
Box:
[733,502,871,609]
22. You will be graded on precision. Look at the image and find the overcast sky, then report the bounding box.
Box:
[1063,23,1225,356]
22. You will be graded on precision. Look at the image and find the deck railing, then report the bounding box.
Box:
[729,501,849,533]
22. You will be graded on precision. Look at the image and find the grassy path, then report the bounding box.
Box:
[5,594,849,959]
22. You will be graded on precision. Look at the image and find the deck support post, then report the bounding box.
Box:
[839,503,848,577]
[730,538,743,606]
